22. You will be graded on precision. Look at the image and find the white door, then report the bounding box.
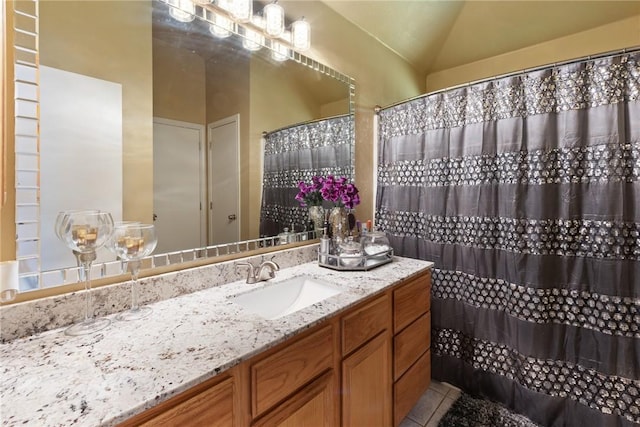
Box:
[153,118,206,254]
[208,115,240,245]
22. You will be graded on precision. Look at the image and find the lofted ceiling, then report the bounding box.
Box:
[320,0,640,76]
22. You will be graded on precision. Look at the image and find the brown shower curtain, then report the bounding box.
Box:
[376,50,640,426]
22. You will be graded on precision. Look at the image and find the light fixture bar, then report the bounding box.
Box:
[162,0,309,58]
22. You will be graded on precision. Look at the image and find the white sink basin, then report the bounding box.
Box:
[230,275,342,320]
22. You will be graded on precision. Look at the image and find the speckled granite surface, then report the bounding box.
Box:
[0,254,432,426]
[0,245,319,343]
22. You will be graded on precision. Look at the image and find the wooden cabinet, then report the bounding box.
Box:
[341,293,392,426]
[341,293,390,356]
[120,373,237,427]
[250,324,334,418]
[342,332,392,427]
[122,269,432,427]
[392,270,432,426]
[252,371,336,427]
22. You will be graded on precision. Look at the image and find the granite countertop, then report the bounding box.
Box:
[0,256,433,426]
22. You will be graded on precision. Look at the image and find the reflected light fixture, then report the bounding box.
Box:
[169,0,196,22]
[292,17,310,51]
[209,13,233,38]
[271,41,289,61]
[243,28,264,51]
[264,1,285,37]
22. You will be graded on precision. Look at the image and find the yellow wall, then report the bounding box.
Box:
[153,39,206,125]
[39,0,154,223]
[426,14,640,92]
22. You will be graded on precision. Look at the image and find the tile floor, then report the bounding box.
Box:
[399,380,462,427]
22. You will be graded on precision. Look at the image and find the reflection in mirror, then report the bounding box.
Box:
[259,114,354,238]
[13,0,354,292]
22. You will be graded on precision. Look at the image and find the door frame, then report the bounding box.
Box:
[207,114,241,244]
[153,117,207,248]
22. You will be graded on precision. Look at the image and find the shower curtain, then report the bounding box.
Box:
[376,51,640,426]
[260,114,354,237]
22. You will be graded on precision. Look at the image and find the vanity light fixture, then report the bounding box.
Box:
[264,1,285,37]
[291,17,310,51]
[229,0,252,23]
[169,0,196,22]
[165,0,311,56]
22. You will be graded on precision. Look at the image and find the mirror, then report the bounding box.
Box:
[13,0,354,291]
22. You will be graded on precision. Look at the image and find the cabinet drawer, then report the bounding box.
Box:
[252,371,337,427]
[393,272,431,333]
[251,324,334,417]
[393,350,431,427]
[394,312,430,381]
[342,293,390,356]
[137,376,234,427]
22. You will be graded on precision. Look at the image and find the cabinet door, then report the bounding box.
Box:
[342,332,392,427]
[138,376,234,427]
[252,371,337,427]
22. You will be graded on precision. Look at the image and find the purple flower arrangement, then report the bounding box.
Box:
[295,175,360,209]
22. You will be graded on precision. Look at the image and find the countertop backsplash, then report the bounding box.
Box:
[0,244,319,343]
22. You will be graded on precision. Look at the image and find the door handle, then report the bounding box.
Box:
[153,213,158,221]
[228,214,237,221]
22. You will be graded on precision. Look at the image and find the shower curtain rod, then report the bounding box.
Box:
[375,45,640,112]
[263,112,352,137]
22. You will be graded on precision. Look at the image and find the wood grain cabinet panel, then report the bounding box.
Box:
[252,371,337,427]
[393,272,431,333]
[342,332,392,427]
[341,293,390,356]
[394,312,430,381]
[131,376,235,427]
[251,324,334,418]
[394,350,431,427]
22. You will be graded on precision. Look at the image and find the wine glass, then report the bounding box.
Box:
[55,209,100,267]
[106,221,141,274]
[111,223,157,321]
[56,210,114,336]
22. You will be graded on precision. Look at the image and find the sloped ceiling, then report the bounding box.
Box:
[321,0,640,76]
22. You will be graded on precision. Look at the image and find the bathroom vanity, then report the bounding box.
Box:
[0,255,433,426]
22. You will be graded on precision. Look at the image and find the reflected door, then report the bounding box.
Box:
[208,115,240,245]
[153,118,206,253]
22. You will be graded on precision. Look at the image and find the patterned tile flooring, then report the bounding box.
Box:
[399,380,462,427]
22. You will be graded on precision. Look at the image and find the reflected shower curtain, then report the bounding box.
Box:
[260,114,354,237]
[376,51,640,426]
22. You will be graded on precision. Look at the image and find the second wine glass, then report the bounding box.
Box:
[111,223,157,321]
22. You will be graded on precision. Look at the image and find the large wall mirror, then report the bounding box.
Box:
[12,0,354,292]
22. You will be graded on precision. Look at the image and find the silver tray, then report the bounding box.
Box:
[317,248,394,271]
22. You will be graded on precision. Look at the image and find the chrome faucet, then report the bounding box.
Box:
[235,257,280,284]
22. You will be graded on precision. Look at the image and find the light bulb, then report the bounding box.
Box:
[209,13,233,38]
[264,1,284,37]
[291,18,310,51]
[243,28,264,51]
[271,41,289,61]
[169,0,195,23]
[230,0,252,23]
[216,0,233,12]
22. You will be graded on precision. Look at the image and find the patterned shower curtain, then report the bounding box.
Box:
[260,114,354,237]
[376,51,640,426]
